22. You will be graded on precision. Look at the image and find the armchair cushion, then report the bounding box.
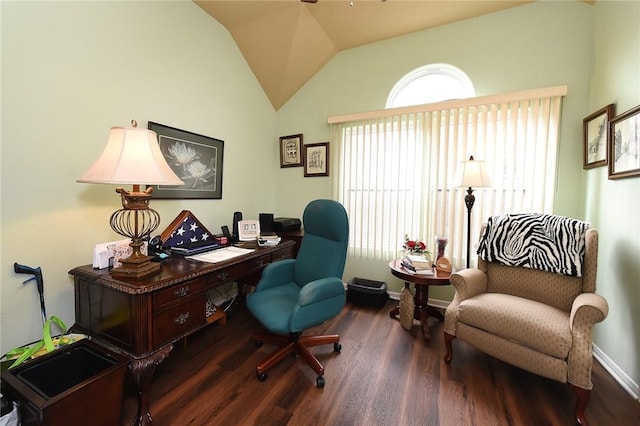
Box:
[457,294,571,359]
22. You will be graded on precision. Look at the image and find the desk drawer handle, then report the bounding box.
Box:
[174,312,190,325]
[257,259,269,267]
[216,272,229,280]
[174,286,190,297]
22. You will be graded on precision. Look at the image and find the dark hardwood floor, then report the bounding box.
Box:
[122,300,640,425]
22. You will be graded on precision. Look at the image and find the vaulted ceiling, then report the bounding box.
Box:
[194,0,532,110]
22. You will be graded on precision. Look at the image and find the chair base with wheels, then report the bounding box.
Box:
[251,331,342,388]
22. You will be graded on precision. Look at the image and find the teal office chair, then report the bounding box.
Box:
[247,199,349,388]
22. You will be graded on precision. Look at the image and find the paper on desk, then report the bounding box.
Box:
[187,246,254,263]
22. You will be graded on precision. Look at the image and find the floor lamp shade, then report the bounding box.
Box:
[454,156,492,269]
[78,122,184,278]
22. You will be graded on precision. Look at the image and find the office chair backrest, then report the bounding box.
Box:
[294,199,349,286]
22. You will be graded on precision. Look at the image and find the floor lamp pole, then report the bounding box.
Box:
[464,187,476,269]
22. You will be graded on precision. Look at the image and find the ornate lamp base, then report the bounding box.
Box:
[110,254,160,279]
[109,186,162,279]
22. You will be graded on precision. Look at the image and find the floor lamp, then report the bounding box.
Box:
[454,155,492,268]
[78,120,184,278]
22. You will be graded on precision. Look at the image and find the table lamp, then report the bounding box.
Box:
[453,155,492,268]
[78,120,184,278]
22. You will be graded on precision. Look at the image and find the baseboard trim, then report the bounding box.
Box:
[387,291,640,402]
[593,344,640,402]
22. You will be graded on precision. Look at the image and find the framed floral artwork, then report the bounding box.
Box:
[608,105,640,180]
[583,104,613,169]
[148,122,224,199]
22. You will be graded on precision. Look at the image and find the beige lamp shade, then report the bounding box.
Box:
[78,126,184,186]
[453,155,492,188]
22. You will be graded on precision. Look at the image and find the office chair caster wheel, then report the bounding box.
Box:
[316,376,325,388]
[257,372,268,382]
[333,343,342,353]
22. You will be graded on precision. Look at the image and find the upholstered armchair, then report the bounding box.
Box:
[443,214,608,426]
[247,199,349,388]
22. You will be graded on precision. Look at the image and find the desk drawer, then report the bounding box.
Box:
[272,246,294,262]
[153,295,206,347]
[207,254,272,286]
[154,277,206,308]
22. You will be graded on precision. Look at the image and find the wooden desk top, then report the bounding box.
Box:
[69,240,295,294]
[388,259,452,286]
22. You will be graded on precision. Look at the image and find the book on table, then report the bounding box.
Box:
[405,254,432,270]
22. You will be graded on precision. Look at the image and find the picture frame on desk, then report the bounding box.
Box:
[608,104,640,180]
[279,133,303,168]
[583,104,613,169]
[148,121,224,199]
[304,142,329,177]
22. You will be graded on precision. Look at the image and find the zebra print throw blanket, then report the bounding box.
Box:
[477,213,589,277]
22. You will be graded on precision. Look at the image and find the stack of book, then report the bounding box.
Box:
[405,254,433,271]
[257,233,281,247]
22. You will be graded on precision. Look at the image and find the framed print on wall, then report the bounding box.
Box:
[608,105,640,180]
[583,104,614,169]
[148,122,224,199]
[280,133,303,168]
[304,142,329,177]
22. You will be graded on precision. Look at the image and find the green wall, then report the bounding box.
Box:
[585,0,640,396]
[277,1,592,299]
[1,0,638,400]
[276,1,639,397]
[1,1,277,354]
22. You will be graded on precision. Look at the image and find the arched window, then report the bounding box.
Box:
[386,63,475,108]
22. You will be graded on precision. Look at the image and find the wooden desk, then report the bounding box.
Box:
[69,240,294,426]
[388,260,451,342]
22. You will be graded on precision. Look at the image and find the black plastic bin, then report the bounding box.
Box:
[347,277,389,309]
[0,339,128,426]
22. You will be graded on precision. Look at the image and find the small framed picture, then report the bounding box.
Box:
[304,142,329,177]
[608,104,640,180]
[279,133,303,168]
[583,104,613,169]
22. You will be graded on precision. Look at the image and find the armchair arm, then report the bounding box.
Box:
[569,293,609,330]
[444,268,488,336]
[289,277,345,332]
[254,259,296,292]
[567,292,609,389]
[450,268,488,300]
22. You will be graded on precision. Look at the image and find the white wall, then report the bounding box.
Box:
[0,1,277,354]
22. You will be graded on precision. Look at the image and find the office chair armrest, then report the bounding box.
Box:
[254,259,296,292]
[290,278,345,332]
[298,277,345,306]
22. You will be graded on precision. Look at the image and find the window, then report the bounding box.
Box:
[330,82,566,269]
[386,63,475,108]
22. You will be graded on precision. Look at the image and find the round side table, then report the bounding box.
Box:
[388,259,452,342]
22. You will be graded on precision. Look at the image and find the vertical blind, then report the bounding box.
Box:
[329,86,567,269]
